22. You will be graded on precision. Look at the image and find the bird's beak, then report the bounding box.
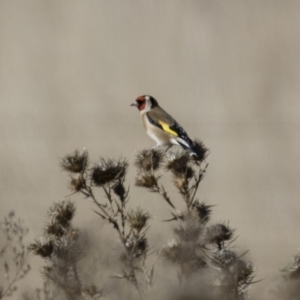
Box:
[130,102,138,107]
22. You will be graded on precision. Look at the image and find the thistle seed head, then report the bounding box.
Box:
[191,202,212,223]
[165,152,194,178]
[60,150,89,173]
[205,223,234,246]
[236,261,255,284]
[113,181,126,201]
[173,176,187,190]
[91,158,128,186]
[48,201,75,228]
[45,223,65,237]
[135,236,148,256]
[69,175,85,192]
[212,248,237,268]
[135,174,157,189]
[135,149,164,172]
[192,140,208,162]
[29,240,54,258]
[282,251,300,280]
[127,207,149,232]
[124,236,149,258]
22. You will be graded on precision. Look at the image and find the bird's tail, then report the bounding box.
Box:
[177,138,196,154]
[177,138,207,160]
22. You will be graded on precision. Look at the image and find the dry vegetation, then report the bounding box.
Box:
[1,143,300,300]
[28,141,257,300]
[0,212,30,299]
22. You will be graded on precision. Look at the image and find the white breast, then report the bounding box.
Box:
[141,112,176,147]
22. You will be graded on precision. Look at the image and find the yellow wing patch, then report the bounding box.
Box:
[158,121,178,136]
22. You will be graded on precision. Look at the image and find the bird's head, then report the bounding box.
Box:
[131,95,158,112]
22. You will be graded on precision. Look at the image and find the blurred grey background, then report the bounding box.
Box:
[1,0,300,298]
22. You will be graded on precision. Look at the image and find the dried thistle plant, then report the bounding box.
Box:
[211,248,238,268]
[60,149,89,174]
[132,141,256,299]
[29,200,103,300]
[29,239,54,258]
[190,201,212,223]
[133,144,209,228]
[274,250,300,299]
[165,151,193,178]
[127,207,150,233]
[205,223,234,250]
[134,149,178,211]
[60,150,157,299]
[60,151,130,254]
[162,213,256,299]
[165,150,209,212]
[56,144,257,300]
[48,201,75,228]
[135,174,158,189]
[91,158,128,187]
[191,139,208,162]
[208,249,257,300]
[135,149,164,172]
[282,250,300,280]
[70,175,86,193]
[124,235,149,261]
[0,212,30,299]
[235,261,256,297]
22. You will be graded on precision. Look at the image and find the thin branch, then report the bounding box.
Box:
[189,163,209,205]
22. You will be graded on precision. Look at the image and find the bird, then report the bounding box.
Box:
[131,95,198,156]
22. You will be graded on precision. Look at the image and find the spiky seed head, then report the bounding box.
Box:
[135,174,157,189]
[186,167,194,180]
[69,175,85,192]
[135,149,164,172]
[192,140,209,162]
[48,201,75,228]
[282,251,300,280]
[236,261,255,284]
[191,202,212,223]
[173,176,187,190]
[60,150,89,173]
[135,236,148,256]
[127,207,149,232]
[91,158,128,186]
[212,248,237,268]
[205,223,234,246]
[124,236,149,259]
[165,152,194,179]
[29,240,54,258]
[113,181,126,201]
[45,223,65,237]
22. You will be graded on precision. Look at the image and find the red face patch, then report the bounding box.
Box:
[138,101,146,111]
[136,96,146,111]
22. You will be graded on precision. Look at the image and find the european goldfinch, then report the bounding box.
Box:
[131,95,198,156]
